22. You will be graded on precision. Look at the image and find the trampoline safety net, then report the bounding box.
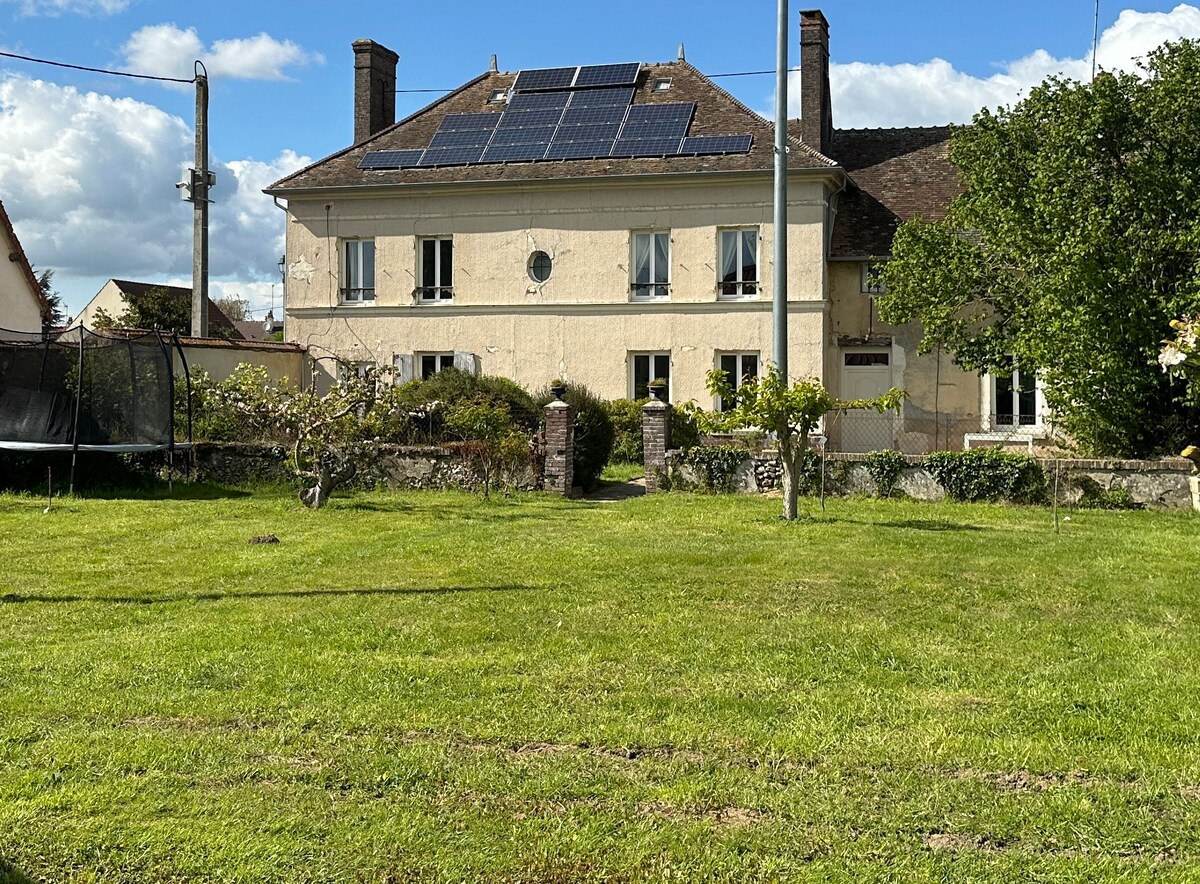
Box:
[0,326,189,452]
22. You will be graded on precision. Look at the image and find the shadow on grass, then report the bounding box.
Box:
[0,857,33,884]
[878,519,984,532]
[0,584,531,606]
[78,482,254,501]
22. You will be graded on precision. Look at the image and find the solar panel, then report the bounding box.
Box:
[679,135,754,155]
[561,105,627,126]
[439,112,503,131]
[512,67,577,91]
[545,140,615,160]
[567,88,636,108]
[574,63,641,88]
[481,142,551,163]
[619,119,690,140]
[488,125,558,145]
[358,149,425,169]
[552,123,623,142]
[429,128,495,149]
[610,137,684,157]
[507,92,570,112]
[418,146,486,166]
[496,109,564,128]
[625,103,695,123]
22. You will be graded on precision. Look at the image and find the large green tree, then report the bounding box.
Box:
[879,40,1200,456]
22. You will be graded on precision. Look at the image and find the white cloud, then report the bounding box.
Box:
[120,24,323,83]
[0,73,309,314]
[0,0,131,15]
[789,4,1200,128]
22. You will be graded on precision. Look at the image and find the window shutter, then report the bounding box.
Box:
[453,351,480,376]
[393,353,414,384]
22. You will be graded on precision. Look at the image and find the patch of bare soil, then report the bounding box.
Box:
[923,832,1007,853]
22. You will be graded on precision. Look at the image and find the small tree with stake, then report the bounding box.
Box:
[701,367,904,520]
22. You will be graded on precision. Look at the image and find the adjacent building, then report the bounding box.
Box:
[0,198,51,335]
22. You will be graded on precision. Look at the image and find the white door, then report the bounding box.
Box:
[840,352,893,452]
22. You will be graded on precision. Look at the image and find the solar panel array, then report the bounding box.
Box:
[358,62,754,171]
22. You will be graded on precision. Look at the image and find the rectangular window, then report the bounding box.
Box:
[719,229,758,298]
[993,357,1038,426]
[419,237,453,302]
[631,231,670,300]
[717,352,759,411]
[340,239,376,303]
[418,352,454,380]
[630,351,671,400]
[861,262,886,294]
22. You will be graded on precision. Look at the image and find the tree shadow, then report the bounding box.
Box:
[877,519,984,532]
[76,482,254,501]
[0,584,532,606]
[0,857,34,884]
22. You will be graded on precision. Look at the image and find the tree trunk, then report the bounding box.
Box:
[298,460,357,509]
[778,432,806,521]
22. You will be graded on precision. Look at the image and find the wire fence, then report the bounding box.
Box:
[823,411,1056,455]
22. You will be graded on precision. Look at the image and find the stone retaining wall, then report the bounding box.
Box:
[667,449,1197,511]
[190,442,540,492]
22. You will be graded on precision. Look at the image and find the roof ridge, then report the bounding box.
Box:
[268,70,494,191]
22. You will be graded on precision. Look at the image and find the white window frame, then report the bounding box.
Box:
[416,351,454,380]
[630,231,670,301]
[715,351,760,411]
[861,261,886,295]
[340,239,376,304]
[981,358,1046,433]
[629,351,671,400]
[418,236,454,303]
[718,229,759,299]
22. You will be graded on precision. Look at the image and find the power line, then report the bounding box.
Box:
[0,49,195,84]
[394,65,804,94]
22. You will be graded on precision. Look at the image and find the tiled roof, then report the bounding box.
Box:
[268,61,835,193]
[0,197,51,323]
[810,125,961,258]
[109,279,244,339]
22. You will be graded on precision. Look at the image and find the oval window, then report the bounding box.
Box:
[528,251,552,283]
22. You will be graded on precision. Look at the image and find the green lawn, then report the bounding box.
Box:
[0,487,1197,882]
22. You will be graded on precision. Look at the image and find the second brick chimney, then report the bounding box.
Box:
[799,10,832,157]
[353,40,399,144]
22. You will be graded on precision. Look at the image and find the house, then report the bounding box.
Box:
[0,197,51,334]
[75,279,245,340]
[265,10,1044,453]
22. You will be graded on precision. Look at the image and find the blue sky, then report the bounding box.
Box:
[2,0,1198,320]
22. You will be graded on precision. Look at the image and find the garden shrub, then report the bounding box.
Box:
[605,398,645,463]
[863,449,907,498]
[677,445,748,492]
[1072,476,1143,510]
[535,382,614,491]
[395,368,540,437]
[924,448,1046,503]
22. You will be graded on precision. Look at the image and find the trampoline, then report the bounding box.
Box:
[0,325,193,490]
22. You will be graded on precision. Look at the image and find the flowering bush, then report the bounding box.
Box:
[1160,315,1199,380]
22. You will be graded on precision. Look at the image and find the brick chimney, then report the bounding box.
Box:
[353,40,399,144]
[799,10,832,157]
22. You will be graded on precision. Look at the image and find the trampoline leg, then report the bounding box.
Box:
[69,452,76,495]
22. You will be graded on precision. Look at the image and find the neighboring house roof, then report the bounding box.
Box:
[268,61,836,193]
[0,197,51,324]
[106,279,244,339]
[807,125,961,258]
[233,319,283,341]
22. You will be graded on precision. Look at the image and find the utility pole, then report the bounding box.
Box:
[773,0,789,380]
[191,62,211,337]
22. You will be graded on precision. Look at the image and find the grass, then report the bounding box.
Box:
[0,486,1198,882]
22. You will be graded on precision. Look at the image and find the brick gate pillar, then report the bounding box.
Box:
[543,399,574,496]
[641,396,672,493]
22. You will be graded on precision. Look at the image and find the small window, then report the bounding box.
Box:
[340,239,376,303]
[993,356,1039,427]
[417,352,454,380]
[652,77,673,92]
[717,352,759,411]
[844,353,889,367]
[528,251,552,283]
[861,262,886,294]
[719,229,758,298]
[630,351,671,400]
[631,231,670,300]
[418,237,453,303]
[487,88,508,104]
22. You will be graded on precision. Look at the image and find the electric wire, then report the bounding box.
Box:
[0,49,196,83]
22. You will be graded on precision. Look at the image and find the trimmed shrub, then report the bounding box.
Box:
[605,398,645,463]
[924,448,1046,503]
[863,449,907,498]
[395,368,540,437]
[535,382,614,491]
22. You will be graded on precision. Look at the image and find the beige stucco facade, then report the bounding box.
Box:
[283,170,835,404]
[0,233,43,334]
[74,279,127,329]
